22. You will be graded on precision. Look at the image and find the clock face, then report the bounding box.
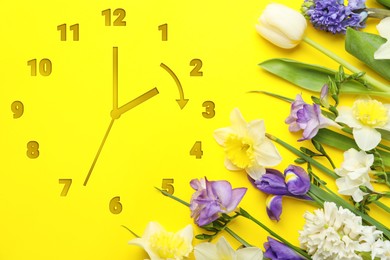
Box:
[1,1,273,259]
[7,0,387,259]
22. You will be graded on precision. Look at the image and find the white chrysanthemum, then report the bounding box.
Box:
[335,98,390,151]
[299,202,367,260]
[214,108,282,180]
[335,148,374,202]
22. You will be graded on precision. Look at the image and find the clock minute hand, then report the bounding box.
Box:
[110,87,159,119]
[84,88,159,186]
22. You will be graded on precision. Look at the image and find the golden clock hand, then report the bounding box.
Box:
[84,119,115,186]
[113,47,119,111]
[84,88,159,186]
[160,63,188,109]
[110,87,159,119]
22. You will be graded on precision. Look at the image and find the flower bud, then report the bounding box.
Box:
[256,3,307,49]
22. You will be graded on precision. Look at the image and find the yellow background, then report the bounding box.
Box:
[0,0,389,259]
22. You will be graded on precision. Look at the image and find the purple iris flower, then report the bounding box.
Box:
[250,165,311,221]
[285,94,337,141]
[266,195,283,221]
[264,237,305,260]
[254,168,289,195]
[302,0,367,34]
[189,177,247,226]
[285,165,311,196]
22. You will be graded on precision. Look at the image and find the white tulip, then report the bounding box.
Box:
[374,17,390,60]
[256,3,307,49]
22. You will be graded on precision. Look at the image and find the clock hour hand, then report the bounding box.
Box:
[110,87,159,119]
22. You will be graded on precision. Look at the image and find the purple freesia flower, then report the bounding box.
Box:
[264,237,305,260]
[251,165,311,221]
[189,177,247,226]
[285,94,338,141]
[302,0,367,34]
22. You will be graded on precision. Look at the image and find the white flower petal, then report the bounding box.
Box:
[335,107,361,128]
[216,237,236,257]
[377,17,390,38]
[374,17,390,59]
[230,108,248,135]
[374,41,390,60]
[213,127,233,146]
[128,238,161,260]
[236,247,264,260]
[247,119,266,142]
[176,224,194,244]
[246,163,266,180]
[142,221,165,239]
[256,3,306,49]
[256,24,297,49]
[194,242,219,260]
[353,127,381,151]
[255,138,282,166]
[224,158,242,171]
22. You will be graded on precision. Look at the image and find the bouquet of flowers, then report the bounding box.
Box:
[124,0,390,259]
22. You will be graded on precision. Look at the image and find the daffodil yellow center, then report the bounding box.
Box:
[149,231,190,258]
[352,99,388,127]
[224,134,254,168]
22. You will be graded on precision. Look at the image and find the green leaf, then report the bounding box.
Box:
[259,58,389,97]
[345,28,390,82]
[377,0,390,8]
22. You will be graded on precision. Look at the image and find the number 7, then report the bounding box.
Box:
[59,179,72,196]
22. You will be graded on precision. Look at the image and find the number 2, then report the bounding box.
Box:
[190,59,203,76]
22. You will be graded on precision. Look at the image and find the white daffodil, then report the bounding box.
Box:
[374,17,390,60]
[335,148,374,202]
[256,3,307,49]
[214,108,282,180]
[194,236,263,260]
[128,222,193,260]
[335,98,390,151]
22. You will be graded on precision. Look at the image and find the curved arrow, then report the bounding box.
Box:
[160,63,188,109]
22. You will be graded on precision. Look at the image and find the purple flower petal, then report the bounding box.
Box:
[266,195,283,221]
[211,180,233,206]
[254,168,290,195]
[190,177,246,226]
[225,188,247,212]
[284,165,310,195]
[264,237,305,260]
[302,0,367,34]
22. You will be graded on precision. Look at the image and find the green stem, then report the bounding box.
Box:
[155,187,190,207]
[303,37,390,92]
[238,208,310,260]
[266,133,339,179]
[374,200,390,213]
[121,225,140,238]
[367,8,390,19]
[225,227,253,248]
[268,134,390,238]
